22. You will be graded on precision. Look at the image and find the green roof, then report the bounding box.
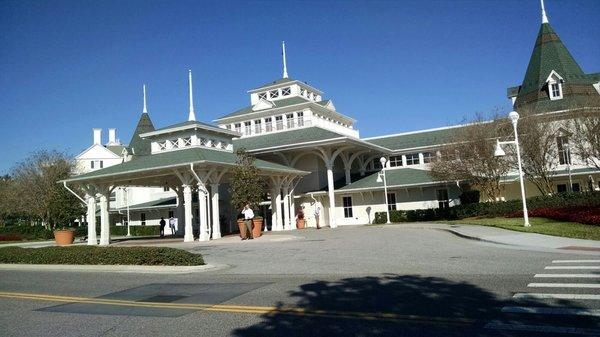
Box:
[145,120,240,137]
[216,96,311,120]
[233,127,347,152]
[64,147,305,183]
[365,126,460,151]
[503,167,599,181]
[513,23,599,113]
[338,168,442,192]
[128,113,155,156]
[251,77,297,91]
[106,145,125,156]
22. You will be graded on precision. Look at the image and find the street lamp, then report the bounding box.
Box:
[376,156,391,224]
[494,111,530,227]
[564,142,573,192]
[120,187,131,237]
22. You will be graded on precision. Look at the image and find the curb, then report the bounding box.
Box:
[0,263,228,274]
[437,228,508,246]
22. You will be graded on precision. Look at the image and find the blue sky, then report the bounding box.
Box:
[1,0,599,173]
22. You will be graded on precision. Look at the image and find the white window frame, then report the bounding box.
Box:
[244,121,252,135]
[258,92,267,100]
[281,87,291,96]
[297,111,304,127]
[265,117,273,132]
[170,139,180,149]
[387,192,397,211]
[550,82,563,100]
[406,153,420,165]
[269,89,279,99]
[286,113,294,128]
[389,156,403,167]
[275,115,283,130]
[158,141,167,151]
[422,152,435,164]
[254,119,262,134]
[182,137,192,146]
[234,123,241,133]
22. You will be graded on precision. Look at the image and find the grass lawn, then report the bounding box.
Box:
[449,217,600,241]
[0,246,204,266]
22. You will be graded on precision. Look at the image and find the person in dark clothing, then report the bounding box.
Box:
[159,217,166,237]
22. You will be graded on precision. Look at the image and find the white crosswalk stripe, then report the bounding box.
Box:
[528,283,600,288]
[545,266,600,270]
[513,293,600,300]
[535,273,600,278]
[552,260,600,263]
[501,306,600,317]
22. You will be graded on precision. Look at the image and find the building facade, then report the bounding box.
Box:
[67,1,599,245]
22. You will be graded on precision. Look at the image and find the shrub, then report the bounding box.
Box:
[373,210,408,224]
[0,246,204,266]
[75,225,161,237]
[0,225,53,241]
[459,190,480,205]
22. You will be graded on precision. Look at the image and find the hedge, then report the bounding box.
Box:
[0,246,204,266]
[0,225,161,242]
[373,191,600,224]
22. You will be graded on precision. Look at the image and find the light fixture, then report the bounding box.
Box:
[380,156,387,167]
[376,175,383,183]
[494,140,506,157]
[508,110,520,124]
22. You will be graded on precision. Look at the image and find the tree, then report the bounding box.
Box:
[10,150,84,228]
[228,148,266,214]
[566,98,600,170]
[430,113,511,201]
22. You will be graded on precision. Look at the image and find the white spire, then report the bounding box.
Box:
[282,41,288,79]
[541,0,549,24]
[188,69,196,121]
[142,84,148,114]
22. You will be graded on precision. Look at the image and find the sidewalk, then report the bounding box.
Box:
[435,223,600,252]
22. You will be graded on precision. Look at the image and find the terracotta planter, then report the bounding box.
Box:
[54,230,74,246]
[252,218,263,238]
[296,218,306,229]
[237,219,247,239]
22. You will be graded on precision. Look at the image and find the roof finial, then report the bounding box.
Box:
[142,84,148,114]
[282,41,289,79]
[188,69,196,121]
[541,0,549,24]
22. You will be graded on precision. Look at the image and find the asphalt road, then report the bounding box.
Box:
[1,225,599,337]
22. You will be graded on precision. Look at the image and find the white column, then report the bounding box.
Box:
[198,185,209,241]
[99,193,110,246]
[183,185,194,242]
[326,164,337,228]
[210,183,221,239]
[86,195,97,245]
[289,191,296,230]
[283,186,291,230]
[270,189,278,231]
[176,189,184,235]
[344,168,351,185]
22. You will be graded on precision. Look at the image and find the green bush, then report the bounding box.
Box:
[0,246,204,266]
[373,210,408,224]
[459,190,480,204]
[374,191,600,223]
[0,225,54,241]
[75,225,161,237]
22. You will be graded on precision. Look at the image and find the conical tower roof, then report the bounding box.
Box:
[127,113,155,157]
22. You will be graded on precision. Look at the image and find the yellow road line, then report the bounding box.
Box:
[0,291,473,326]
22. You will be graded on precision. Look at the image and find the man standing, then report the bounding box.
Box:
[314,201,322,229]
[159,217,166,237]
[242,204,254,240]
[168,216,176,235]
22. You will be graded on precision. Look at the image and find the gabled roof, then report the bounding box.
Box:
[63,147,307,183]
[106,145,125,156]
[248,77,323,94]
[365,125,464,151]
[337,168,445,192]
[127,113,155,156]
[75,143,122,160]
[215,96,311,121]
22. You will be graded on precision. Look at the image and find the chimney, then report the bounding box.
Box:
[93,128,102,145]
[108,128,117,145]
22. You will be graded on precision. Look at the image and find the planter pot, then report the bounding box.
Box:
[237,219,247,239]
[252,218,263,238]
[296,218,306,229]
[54,230,74,246]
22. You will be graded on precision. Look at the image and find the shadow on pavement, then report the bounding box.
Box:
[233,274,583,337]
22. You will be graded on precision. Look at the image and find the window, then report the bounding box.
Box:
[286,113,294,128]
[244,121,252,135]
[300,88,306,97]
[387,193,397,211]
[99,161,103,169]
[234,123,241,133]
[389,156,403,167]
[90,161,94,169]
[423,152,435,164]
[437,189,449,209]
[109,191,116,202]
[91,160,103,169]
[572,183,581,192]
[258,92,267,100]
[163,186,170,192]
[170,139,179,149]
[406,153,420,165]
[557,184,567,193]
[281,87,291,96]
[220,142,228,150]
[168,211,174,218]
[297,111,304,127]
[265,117,273,132]
[182,137,192,146]
[269,89,279,99]
[557,136,571,165]
[200,138,208,146]
[549,82,562,100]
[158,141,167,150]
[254,120,262,134]
[275,116,283,130]
[225,125,231,130]
[140,213,146,226]
[210,139,218,148]
[343,196,353,218]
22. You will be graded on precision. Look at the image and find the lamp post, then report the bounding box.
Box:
[376,156,391,224]
[564,142,573,192]
[122,187,131,237]
[494,111,530,227]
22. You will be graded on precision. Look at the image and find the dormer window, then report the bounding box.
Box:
[258,92,267,100]
[546,70,564,101]
[281,87,291,96]
[269,89,279,99]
